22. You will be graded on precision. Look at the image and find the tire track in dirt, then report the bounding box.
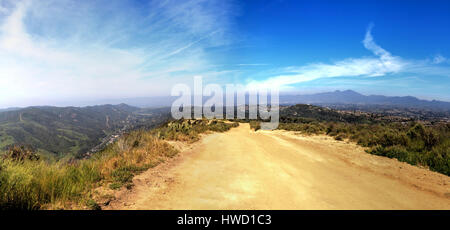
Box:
[106,123,450,210]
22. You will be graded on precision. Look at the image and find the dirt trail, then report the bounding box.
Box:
[106,123,450,210]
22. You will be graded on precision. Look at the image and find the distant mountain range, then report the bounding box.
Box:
[279,90,450,111]
[98,90,450,111]
[2,90,448,111]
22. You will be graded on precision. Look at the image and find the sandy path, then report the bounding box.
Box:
[106,123,450,210]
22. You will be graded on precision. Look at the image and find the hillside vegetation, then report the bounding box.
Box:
[0,119,237,210]
[275,104,450,176]
[152,119,239,142]
[280,104,372,123]
[0,104,170,160]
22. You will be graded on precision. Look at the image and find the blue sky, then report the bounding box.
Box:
[0,0,449,107]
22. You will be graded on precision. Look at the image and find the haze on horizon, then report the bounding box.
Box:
[0,0,450,108]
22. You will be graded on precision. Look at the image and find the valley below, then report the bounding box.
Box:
[105,123,450,210]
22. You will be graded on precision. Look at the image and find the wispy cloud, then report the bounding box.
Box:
[237,63,268,66]
[0,0,236,107]
[1,0,448,106]
[433,54,447,64]
[245,25,449,90]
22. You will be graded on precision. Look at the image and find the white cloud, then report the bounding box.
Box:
[0,0,236,107]
[246,25,406,90]
[246,25,450,91]
[1,1,448,107]
[237,63,268,66]
[433,54,447,64]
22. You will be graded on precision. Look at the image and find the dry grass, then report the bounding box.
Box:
[278,121,450,176]
[0,129,177,210]
[152,119,239,142]
[0,119,238,210]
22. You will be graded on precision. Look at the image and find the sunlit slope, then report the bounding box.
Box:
[0,104,167,158]
[109,123,450,210]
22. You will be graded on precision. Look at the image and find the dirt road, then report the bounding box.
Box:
[107,123,450,209]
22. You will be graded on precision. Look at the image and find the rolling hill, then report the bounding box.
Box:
[280,90,450,111]
[0,104,170,159]
[280,104,372,123]
[68,90,450,112]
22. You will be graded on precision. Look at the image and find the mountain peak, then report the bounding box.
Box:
[280,90,450,111]
[337,89,361,95]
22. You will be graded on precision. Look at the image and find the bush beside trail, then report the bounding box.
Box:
[0,119,238,210]
[278,121,450,176]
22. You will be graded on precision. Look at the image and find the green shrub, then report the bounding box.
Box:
[4,145,40,162]
[0,127,178,209]
[152,119,238,142]
[109,182,122,190]
[111,167,134,184]
[0,119,240,209]
[86,199,101,210]
[279,120,450,176]
[334,134,345,141]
